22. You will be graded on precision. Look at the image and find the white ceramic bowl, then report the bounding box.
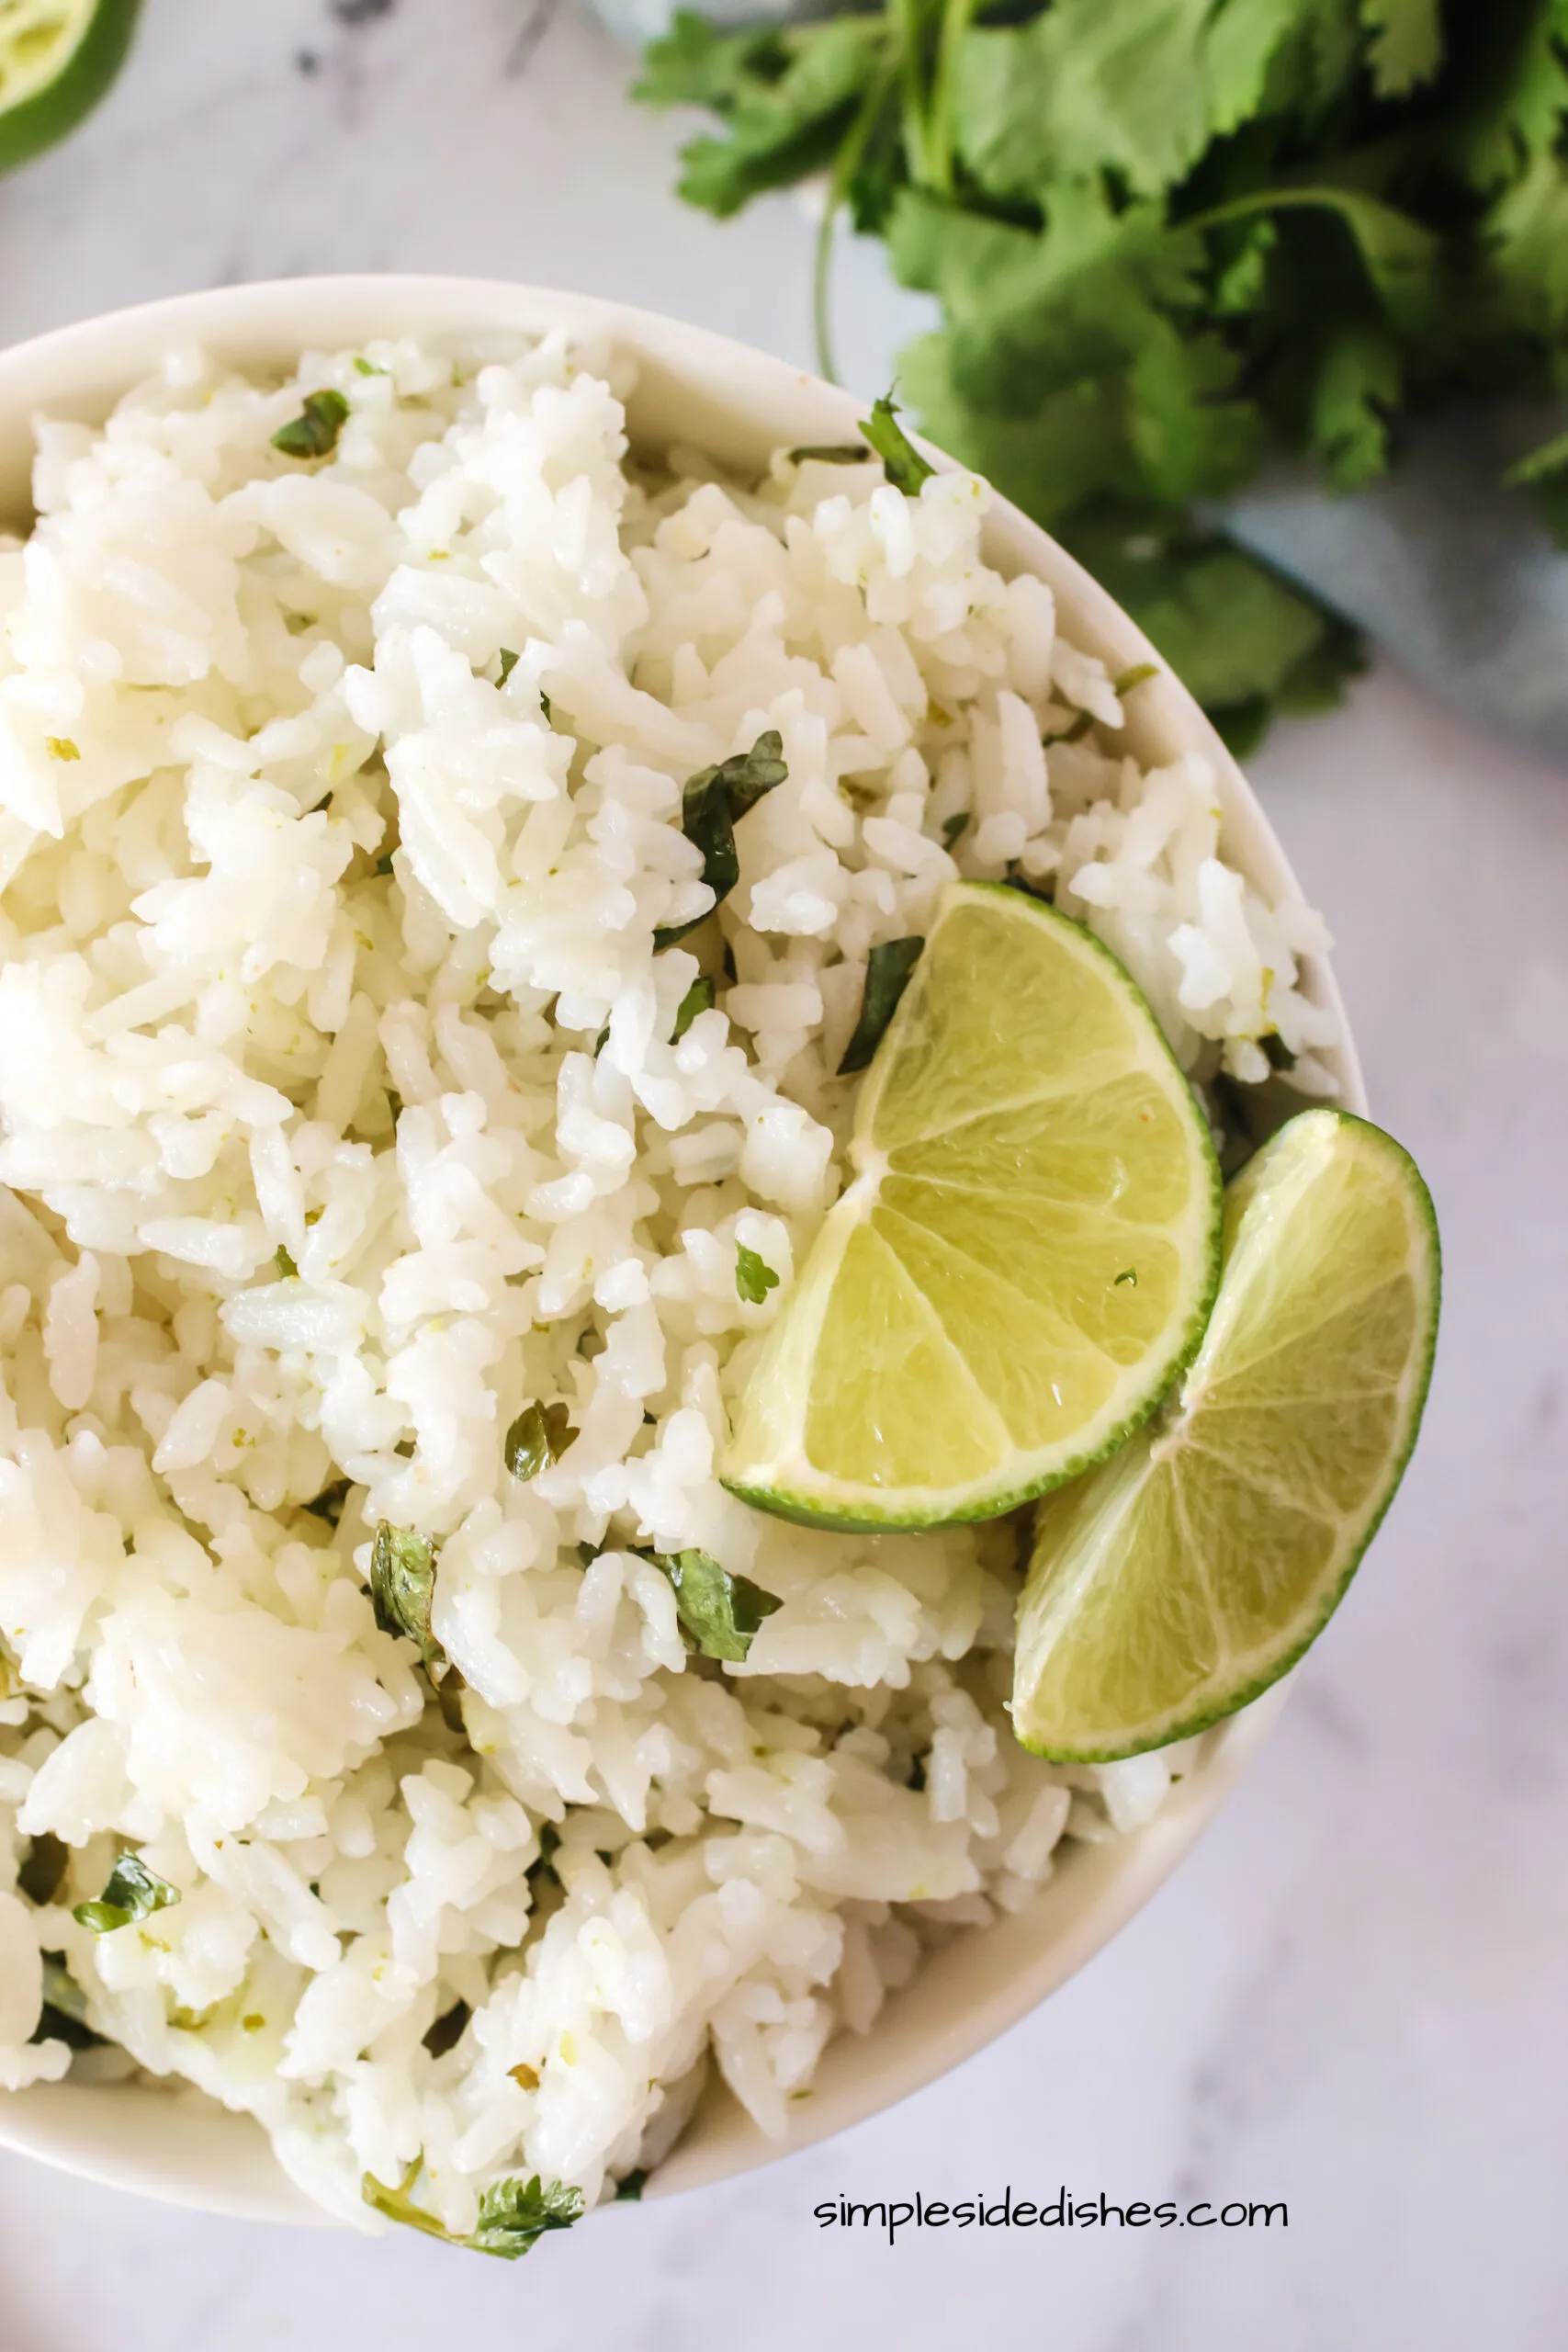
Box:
[0,277,1365,2227]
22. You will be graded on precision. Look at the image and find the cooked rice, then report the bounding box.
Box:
[0,331,1336,2231]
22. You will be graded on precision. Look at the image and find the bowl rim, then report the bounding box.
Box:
[0,274,1365,2232]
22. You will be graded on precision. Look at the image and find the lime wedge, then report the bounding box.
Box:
[0,0,138,175]
[1012,1108,1439,1761]
[723,881,1223,1529]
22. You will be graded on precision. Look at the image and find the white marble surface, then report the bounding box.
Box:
[0,5,1564,2346]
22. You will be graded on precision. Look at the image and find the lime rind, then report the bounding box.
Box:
[1011,1108,1440,1761]
[0,0,139,175]
[722,882,1224,1530]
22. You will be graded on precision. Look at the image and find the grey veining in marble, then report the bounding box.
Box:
[0,6,1563,2348]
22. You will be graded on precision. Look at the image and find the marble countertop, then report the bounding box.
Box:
[0,5,1563,2347]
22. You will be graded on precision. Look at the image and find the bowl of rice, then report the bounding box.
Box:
[0,278,1360,2240]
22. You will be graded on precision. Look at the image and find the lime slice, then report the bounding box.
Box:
[723,881,1223,1529]
[0,0,138,175]
[1012,1108,1439,1761]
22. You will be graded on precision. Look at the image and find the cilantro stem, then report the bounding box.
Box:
[814,47,902,387]
[813,195,842,388]
[928,0,977,196]
[1503,422,1568,488]
[890,0,931,184]
[1183,187,1426,235]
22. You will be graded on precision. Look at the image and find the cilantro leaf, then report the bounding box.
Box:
[1359,0,1444,98]
[423,1999,471,2059]
[953,2,1221,206]
[656,1548,782,1663]
[73,1854,181,1937]
[860,393,935,494]
[497,647,520,686]
[838,935,925,1076]
[671,974,716,1040]
[302,1476,352,1526]
[789,443,873,464]
[364,2164,582,2258]
[504,1402,575,1483]
[633,11,781,112]
[655,775,739,953]
[1060,508,1341,716]
[36,1952,105,2050]
[272,390,350,460]
[710,729,791,818]
[736,1243,779,1305]
[369,1522,444,1668]
[654,733,788,950]
[468,2174,586,2260]
[639,14,887,220]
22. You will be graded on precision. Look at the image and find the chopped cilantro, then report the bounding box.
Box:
[539,690,552,721]
[838,934,924,1076]
[73,1853,181,1937]
[1047,710,1094,746]
[423,2000,471,2059]
[353,356,387,377]
[655,1548,782,1663]
[18,1834,65,1905]
[505,1401,576,1483]
[736,1242,780,1305]
[654,732,789,950]
[302,1477,352,1526]
[35,1953,104,2051]
[1262,1031,1298,1071]
[1113,1268,1138,1287]
[941,810,971,851]
[710,730,792,820]
[274,1245,299,1280]
[615,2168,649,2201]
[860,393,934,495]
[363,2165,449,2242]
[369,1522,444,1668]
[671,973,716,1041]
[789,444,872,465]
[469,2175,585,2260]
[363,2165,581,2258]
[271,389,351,460]
[1113,663,1159,697]
[497,647,520,686]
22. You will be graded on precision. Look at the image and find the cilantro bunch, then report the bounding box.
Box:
[637,0,1568,750]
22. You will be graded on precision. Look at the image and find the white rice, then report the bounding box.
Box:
[0,331,1336,2233]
